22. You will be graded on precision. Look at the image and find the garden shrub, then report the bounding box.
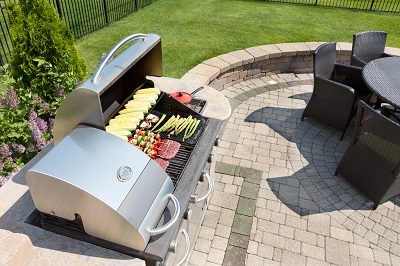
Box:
[8,0,87,103]
[0,0,87,186]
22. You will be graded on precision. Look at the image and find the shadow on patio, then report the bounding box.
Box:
[245,92,400,217]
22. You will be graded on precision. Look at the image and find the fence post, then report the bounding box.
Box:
[54,0,63,19]
[370,0,375,10]
[103,0,109,25]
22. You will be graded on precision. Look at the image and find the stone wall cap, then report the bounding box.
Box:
[203,56,231,73]
[188,63,220,80]
[305,42,325,52]
[229,50,255,65]
[245,46,270,62]
[288,42,312,55]
[258,44,282,58]
[337,42,352,55]
[217,53,243,68]
[385,46,400,56]
[275,43,297,56]
[181,72,211,85]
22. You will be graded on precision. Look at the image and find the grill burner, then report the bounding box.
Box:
[183,98,208,114]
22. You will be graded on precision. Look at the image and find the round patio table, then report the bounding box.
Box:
[362,57,400,109]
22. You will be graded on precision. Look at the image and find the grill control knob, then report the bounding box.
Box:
[190,194,197,203]
[208,154,214,163]
[200,171,206,182]
[169,241,178,253]
[184,208,192,220]
[214,138,220,147]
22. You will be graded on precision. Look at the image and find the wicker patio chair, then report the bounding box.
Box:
[335,100,400,209]
[351,30,392,67]
[301,42,371,140]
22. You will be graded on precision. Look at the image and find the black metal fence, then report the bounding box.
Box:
[266,0,400,12]
[0,0,156,66]
[48,0,156,39]
[0,1,13,65]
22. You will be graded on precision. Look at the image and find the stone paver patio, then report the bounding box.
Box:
[2,42,400,265]
[189,73,400,266]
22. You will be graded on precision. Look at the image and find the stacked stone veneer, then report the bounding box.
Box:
[181,42,400,91]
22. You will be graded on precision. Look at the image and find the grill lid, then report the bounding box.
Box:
[25,125,177,251]
[53,33,163,145]
[28,126,152,211]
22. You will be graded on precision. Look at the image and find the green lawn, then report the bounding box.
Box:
[74,0,400,79]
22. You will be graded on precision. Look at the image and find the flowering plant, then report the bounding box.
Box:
[0,0,87,187]
[0,64,69,186]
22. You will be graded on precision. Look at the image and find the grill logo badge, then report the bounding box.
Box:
[117,166,133,182]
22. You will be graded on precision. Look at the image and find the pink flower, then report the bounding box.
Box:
[27,144,36,153]
[0,144,12,161]
[0,95,6,106]
[28,109,49,150]
[11,143,26,154]
[56,87,65,97]
[6,88,19,109]
[0,167,20,186]
[32,95,49,112]
[49,118,55,133]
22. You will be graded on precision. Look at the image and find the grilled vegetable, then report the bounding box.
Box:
[135,87,160,95]
[126,100,151,109]
[155,115,180,133]
[183,119,200,141]
[151,114,166,131]
[122,102,150,110]
[109,117,140,126]
[146,114,160,123]
[139,121,151,129]
[119,107,148,115]
[131,96,156,105]
[114,112,144,120]
[175,116,192,134]
[106,128,132,135]
[106,124,137,131]
[128,129,163,158]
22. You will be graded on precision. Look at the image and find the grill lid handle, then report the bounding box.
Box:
[91,33,148,84]
[149,193,181,236]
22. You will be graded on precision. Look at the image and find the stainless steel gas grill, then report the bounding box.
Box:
[24,34,224,265]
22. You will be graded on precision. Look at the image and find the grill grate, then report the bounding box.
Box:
[163,141,195,186]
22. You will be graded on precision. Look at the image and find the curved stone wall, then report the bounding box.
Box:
[181,42,400,91]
